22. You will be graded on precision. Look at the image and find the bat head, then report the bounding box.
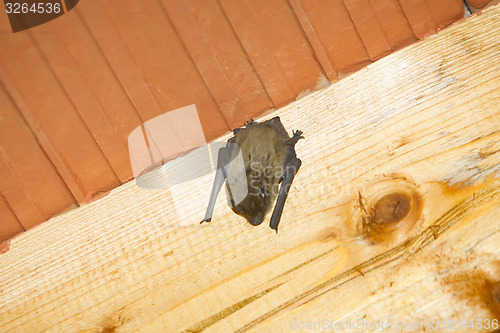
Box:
[226,165,279,226]
[229,189,273,226]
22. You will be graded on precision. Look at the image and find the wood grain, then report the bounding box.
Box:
[0,5,499,332]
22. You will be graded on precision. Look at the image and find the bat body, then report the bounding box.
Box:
[201,117,303,232]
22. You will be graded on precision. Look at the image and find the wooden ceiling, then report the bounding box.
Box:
[0,0,469,243]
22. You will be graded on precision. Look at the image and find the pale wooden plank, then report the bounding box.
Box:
[0,5,499,333]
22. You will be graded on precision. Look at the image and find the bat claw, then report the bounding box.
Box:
[244,119,255,127]
[200,218,211,224]
[292,130,304,138]
[291,130,304,145]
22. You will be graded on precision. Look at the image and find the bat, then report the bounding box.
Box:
[201,116,303,232]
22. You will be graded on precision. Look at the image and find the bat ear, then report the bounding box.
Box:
[247,212,265,226]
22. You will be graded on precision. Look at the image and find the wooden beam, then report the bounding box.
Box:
[1,5,500,332]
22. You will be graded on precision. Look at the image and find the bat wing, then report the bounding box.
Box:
[201,138,235,223]
[269,151,302,232]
